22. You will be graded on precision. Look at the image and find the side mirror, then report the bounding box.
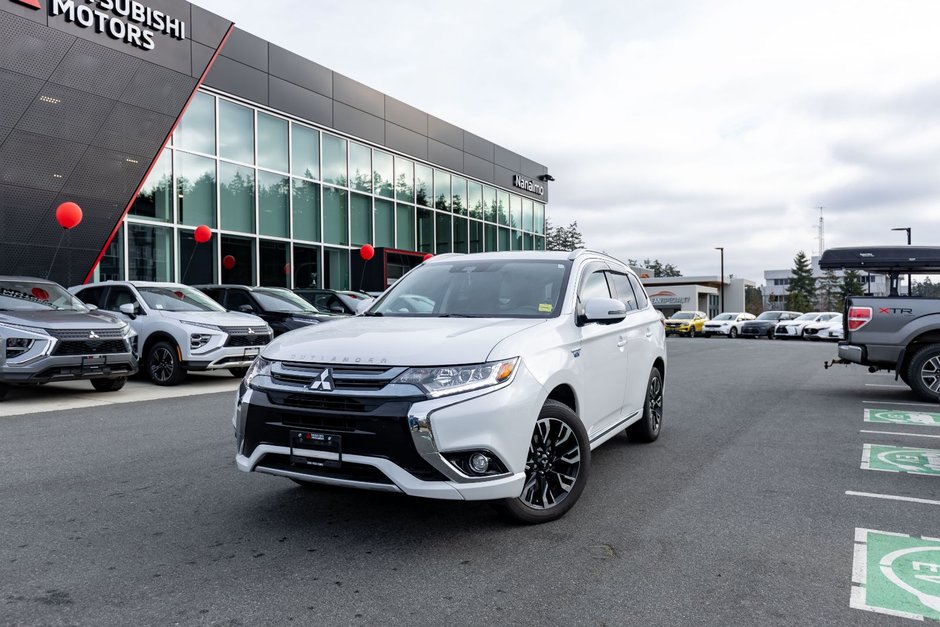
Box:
[581,297,627,325]
[238,304,255,314]
[119,303,138,319]
[86,304,98,311]
[329,305,344,314]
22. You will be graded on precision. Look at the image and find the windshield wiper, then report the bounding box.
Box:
[437,314,480,318]
[362,312,384,317]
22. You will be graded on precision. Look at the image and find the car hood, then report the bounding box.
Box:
[0,309,125,330]
[665,318,696,324]
[156,310,267,328]
[263,316,546,366]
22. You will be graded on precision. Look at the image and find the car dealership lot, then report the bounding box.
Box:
[2,339,937,625]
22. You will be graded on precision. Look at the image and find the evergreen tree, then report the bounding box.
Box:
[545,218,586,251]
[627,258,682,278]
[816,269,843,311]
[785,250,816,312]
[745,286,763,315]
[840,270,865,303]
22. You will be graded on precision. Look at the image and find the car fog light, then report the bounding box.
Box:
[469,453,490,474]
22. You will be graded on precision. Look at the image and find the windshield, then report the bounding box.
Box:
[253,288,321,313]
[139,287,225,313]
[713,313,734,321]
[371,259,572,318]
[0,280,88,312]
[757,312,783,320]
[672,312,695,320]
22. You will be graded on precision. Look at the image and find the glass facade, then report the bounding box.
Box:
[108,90,546,290]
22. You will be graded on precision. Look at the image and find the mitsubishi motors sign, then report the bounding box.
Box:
[13,0,187,51]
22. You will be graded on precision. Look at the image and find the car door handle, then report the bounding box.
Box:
[617,336,627,348]
[645,329,653,338]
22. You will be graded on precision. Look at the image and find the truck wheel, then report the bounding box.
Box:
[91,377,126,392]
[905,344,940,401]
[147,341,186,386]
[627,366,664,443]
[495,400,590,524]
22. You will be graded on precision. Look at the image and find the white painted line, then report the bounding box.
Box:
[865,383,910,389]
[851,541,867,584]
[861,430,940,440]
[863,400,939,408]
[846,491,940,507]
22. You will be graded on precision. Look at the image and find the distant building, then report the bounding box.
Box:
[640,276,758,318]
[762,255,903,310]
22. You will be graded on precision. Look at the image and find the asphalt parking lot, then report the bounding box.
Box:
[2,338,939,626]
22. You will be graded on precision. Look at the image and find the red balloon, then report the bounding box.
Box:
[194,225,212,243]
[55,202,83,230]
[360,244,375,261]
[222,255,236,270]
[31,287,50,301]
[283,263,292,275]
[423,254,433,262]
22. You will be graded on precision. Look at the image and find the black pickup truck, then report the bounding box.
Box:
[821,246,940,400]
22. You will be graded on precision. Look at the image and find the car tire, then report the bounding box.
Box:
[627,366,664,443]
[230,367,249,379]
[904,344,940,401]
[767,329,775,340]
[0,383,8,401]
[147,341,186,386]
[688,327,696,338]
[91,377,126,392]
[729,328,738,339]
[495,400,590,525]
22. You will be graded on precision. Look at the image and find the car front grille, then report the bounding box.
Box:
[48,328,125,340]
[52,339,128,356]
[225,334,270,347]
[270,362,402,393]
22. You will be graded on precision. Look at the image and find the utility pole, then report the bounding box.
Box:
[817,207,826,257]
[715,247,724,314]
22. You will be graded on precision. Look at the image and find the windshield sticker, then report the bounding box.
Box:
[539,304,553,313]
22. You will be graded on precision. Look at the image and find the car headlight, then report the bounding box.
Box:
[180,320,222,331]
[393,358,518,398]
[0,322,50,336]
[244,357,273,388]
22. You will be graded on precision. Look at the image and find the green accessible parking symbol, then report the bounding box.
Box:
[853,529,940,621]
[862,444,940,477]
[865,409,940,427]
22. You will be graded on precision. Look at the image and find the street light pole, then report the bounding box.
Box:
[891,227,912,296]
[715,247,724,314]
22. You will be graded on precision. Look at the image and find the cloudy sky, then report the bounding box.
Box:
[195,0,940,282]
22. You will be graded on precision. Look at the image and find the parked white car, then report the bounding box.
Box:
[804,314,843,341]
[70,282,272,385]
[235,250,667,524]
[774,312,840,340]
[702,312,755,338]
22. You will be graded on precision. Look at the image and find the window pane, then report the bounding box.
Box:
[395,157,414,202]
[524,233,533,250]
[324,248,349,290]
[498,227,510,251]
[483,186,497,222]
[259,240,289,287]
[257,113,288,172]
[435,212,452,253]
[175,91,215,154]
[323,186,348,245]
[434,170,451,212]
[374,198,394,248]
[322,134,347,186]
[373,150,394,199]
[468,181,483,220]
[292,123,319,180]
[129,224,173,282]
[497,190,509,226]
[221,235,256,286]
[396,203,415,250]
[535,235,545,251]
[350,192,372,246]
[534,202,545,235]
[469,220,483,253]
[131,149,172,222]
[452,176,467,216]
[453,216,468,253]
[218,100,254,163]
[293,244,321,288]
[513,229,523,250]
[349,142,371,192]
[417,207,434,253]
[99,226,124,281]
[485,224,497,252]
[415,163,432,207]
[220,162,255,233]
[522,198,534,232]
[258,171,289,238]
[176,152,216,227]
[292,179,321,242]
[510,195,522,230]
[179,229,217,284]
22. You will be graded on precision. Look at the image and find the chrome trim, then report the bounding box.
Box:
[255,465,401,493]
[589,410,641,443]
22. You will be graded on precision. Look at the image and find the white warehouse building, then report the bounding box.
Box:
[762,255,903,310]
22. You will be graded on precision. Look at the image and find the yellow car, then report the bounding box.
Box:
[664,311,709,337]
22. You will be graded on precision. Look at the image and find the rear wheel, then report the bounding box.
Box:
[147,341,186,386]
[496,400,590,524]
[627,366,664,443]
[91,377,126,392]
[905,344,940,401]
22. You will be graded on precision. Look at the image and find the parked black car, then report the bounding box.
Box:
[195,285,339,337]
[740,311,801,339]
[293,288,373,315]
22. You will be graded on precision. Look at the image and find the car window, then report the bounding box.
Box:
[607,273,637,312]
[225,290,256,312]
[200,288,224,305]
[0,280,88,312]
[579,270,611,302]
[74,286,105,307]
[137,287,226,312]
[104,287,139,311]
[627,274,649,309]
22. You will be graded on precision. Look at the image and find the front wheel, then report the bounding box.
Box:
[905,344,940,401]
[496,400,590,524]
[766,329,775,340]
[0,383,8,401]
[688,327,696,338]
[729,328,739,339]
[147,341,186,386]
[627,366,664,443]
[230,367,249,379]
[91,377,126,392]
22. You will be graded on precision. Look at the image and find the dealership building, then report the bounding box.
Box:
[0,0,551,291]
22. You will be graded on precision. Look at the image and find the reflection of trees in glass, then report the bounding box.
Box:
[416,181,430,206]
[351,168,371,193]
[134,172,171,219]
[177,172,216,225]
[259,174,290,237]
[396,173,414,202]
[452,194,464,216]
[435,194,449,212]
[497,198,508,226]
[374,171,393,198]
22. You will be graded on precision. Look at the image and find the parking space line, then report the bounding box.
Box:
[863,400,939,408]
[846,491,940,507]
[864,383,910,389]
[861,430,940,440]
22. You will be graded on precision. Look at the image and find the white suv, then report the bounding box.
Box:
[702,312,756,338]
[71,282,272,386]
[234,251,667,523]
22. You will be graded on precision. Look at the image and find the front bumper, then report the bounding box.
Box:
[184,346,265,371]
[1,352,137,383]
[233,363,544,501]
[740,325,772,337]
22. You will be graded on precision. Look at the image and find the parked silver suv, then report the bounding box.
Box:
[0,277,137,400]
[71,282,272,386]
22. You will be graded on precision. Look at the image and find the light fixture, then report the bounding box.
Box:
[537,174,555,182]
[39,96,61,104]
[125,158,139,164]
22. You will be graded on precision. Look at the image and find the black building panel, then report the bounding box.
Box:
[0,130,85,192]
[61,147,149,201]
[333,73,384,119]
[191,41,215,79]
[0,68,43,128]
[49,37,140,99]
[16,83,113,145]
[385,96,427,135]
[385,122,427,161]
[0,11,73,80]
[428,116,463,150]
[522,157,548,179]
[495,145,523,172]
[0,184,58,247]
[269,77,332,128]
[1,1,45,24]
[269,45,332,98]
[92,103,176,157]
[0,126,10,147]
[205,55,268,106]
[191,4,232,49]
[428,139,463,173]
[221,28,268,72]
[464,132,495,162]
[121,63,200,116]
[334,101,384,146]
[463,153,496,185]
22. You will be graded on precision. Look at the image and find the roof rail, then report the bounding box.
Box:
[567,249,626,265]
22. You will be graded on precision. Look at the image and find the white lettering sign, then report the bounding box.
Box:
[50,0,186,51]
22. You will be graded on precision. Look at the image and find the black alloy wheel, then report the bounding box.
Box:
[628,366,664,443]
[91,377,126,392]
[497,400,590,524]
[147,341,186,386]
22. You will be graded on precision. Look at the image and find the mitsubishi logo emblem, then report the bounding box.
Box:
[307,369,334,392]
[89,331,100,339]
[10,0,41,9]
[248,328,255,335]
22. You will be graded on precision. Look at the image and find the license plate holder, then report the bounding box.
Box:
[244,347,260,358]
[290,430,341,469]
[82,355,106,374]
